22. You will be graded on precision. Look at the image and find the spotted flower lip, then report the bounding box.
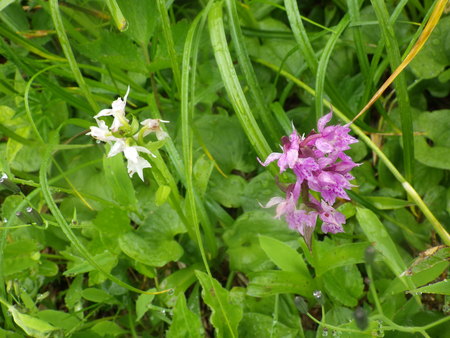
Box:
[140,119,170,140]
[259,111,358,244]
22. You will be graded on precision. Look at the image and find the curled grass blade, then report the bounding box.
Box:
[255,58,450,246]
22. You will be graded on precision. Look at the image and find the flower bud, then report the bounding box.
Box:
[294,296,308,314]
[16,211,31,224]
[26,207,44,226]
[0,174,20,194]
[354,307,368,330]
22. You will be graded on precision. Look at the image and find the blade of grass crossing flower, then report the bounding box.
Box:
[39,149,170,295]
[208,2,273,168]
[157,0,181,93]
[371,0,413,181]
[225,0,280,144]
[254,58,450,246]
[49,0,98,112]
[104,0,127,31]
[315,15,349,119]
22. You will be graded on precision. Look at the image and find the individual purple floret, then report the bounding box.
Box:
[259,111,358,247]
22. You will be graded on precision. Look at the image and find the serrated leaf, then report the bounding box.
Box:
[195,270,242,338]
[166,294,203,338]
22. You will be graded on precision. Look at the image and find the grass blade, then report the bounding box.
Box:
[208,2,272,164]
[49,0,98,112]
[104,0,127,31]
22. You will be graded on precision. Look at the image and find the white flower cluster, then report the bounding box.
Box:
[87,87,169,181]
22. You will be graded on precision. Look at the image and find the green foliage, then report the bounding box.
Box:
[1,0,449,336]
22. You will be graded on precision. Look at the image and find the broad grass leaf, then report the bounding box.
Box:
[258,235,309,276]
[313,241,370,276]
[356,208,406,276]
[195,270,243,338]
[223,211,298,273]
[247,270,316,297]
[8,306,57,338]
[322,265,364,307]
[166,294,203,338]
[238,312,298,338]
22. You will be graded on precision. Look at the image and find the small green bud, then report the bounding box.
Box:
[0,174,21,194]
[16,211,31,224]
[294,296,308,314]
[26,207,44,226]
[354,307,368,330]
[313,290,325,306]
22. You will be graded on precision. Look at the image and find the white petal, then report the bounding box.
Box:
[123,146,139,163]
[108,139,126,157]
[127,156,151,181]
[94,109,113,119]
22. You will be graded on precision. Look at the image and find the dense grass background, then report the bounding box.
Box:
[1,0,450,336]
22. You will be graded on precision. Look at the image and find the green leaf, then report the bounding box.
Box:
[38,259,59,277]
[93,207,130,253]
[208,174,247,208]
[247,270,316,297]
[258,235,309,276]
[241,171,282,212]
[365,196,414,210]
[410,280,450,296]
[103,154,137,209]
[356,208,406,276]
[9,306,57,337]
[238,312,298,337]
[414,110,450,169]
[195,270,243,338]
[136,291,155,322]
[224,211,298,273]
[37,310,80,331]
[63,251,118,276]
[195,114,256,173]
[3,239,39,277]
[166,294,203,338]
[409,16,450,79]
[117,0,157,45]
[313,241,370,276]
[322,265,364,307]
[81,288,118,304]
[91,321,128,336]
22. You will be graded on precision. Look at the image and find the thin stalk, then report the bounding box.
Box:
[255,58,450,246]
[104,0,127,31]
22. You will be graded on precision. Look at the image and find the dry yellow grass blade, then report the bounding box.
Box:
[352,0,448,123]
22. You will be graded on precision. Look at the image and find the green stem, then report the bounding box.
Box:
[254,58,450,246]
